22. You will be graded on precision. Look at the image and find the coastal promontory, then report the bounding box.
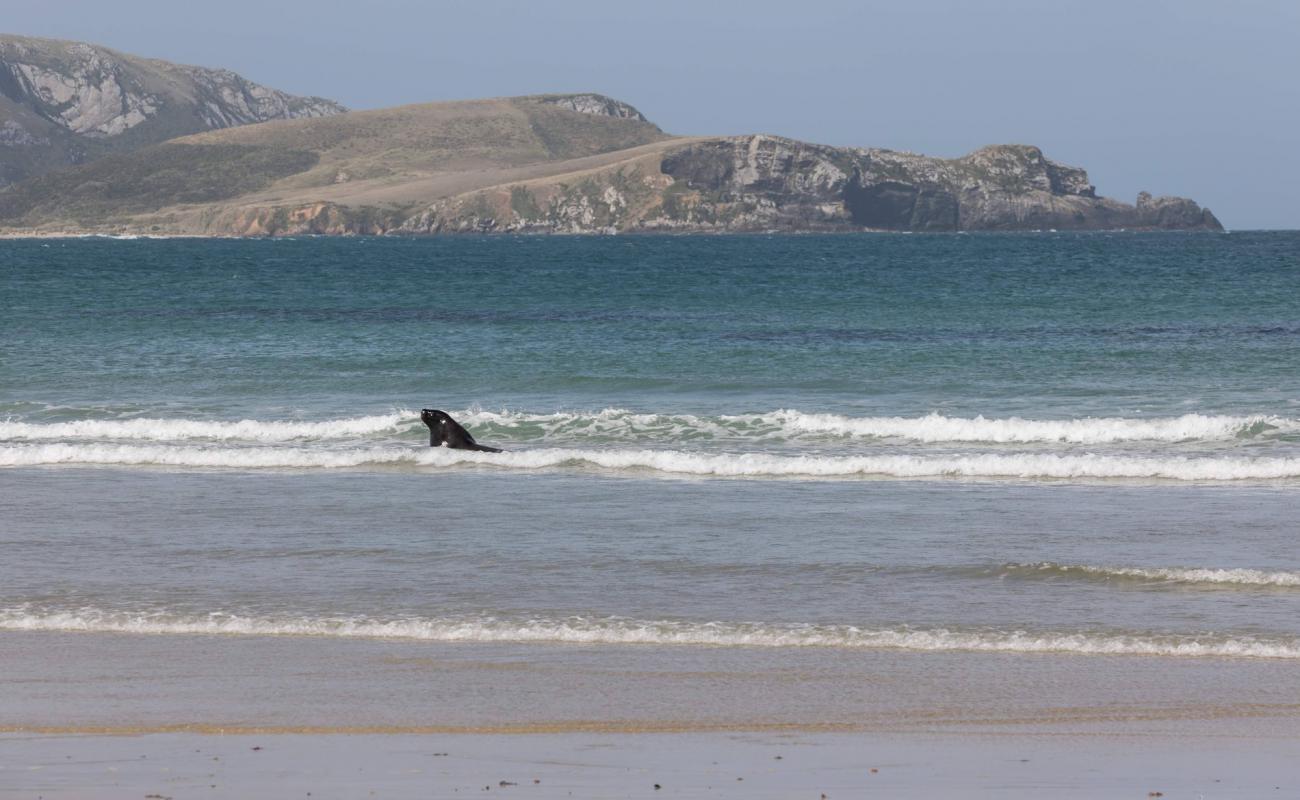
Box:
[0,38,1221,236]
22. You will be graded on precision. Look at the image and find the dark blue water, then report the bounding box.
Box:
[3,232,1297,416]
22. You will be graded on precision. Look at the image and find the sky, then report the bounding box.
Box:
[7,0,1299,228]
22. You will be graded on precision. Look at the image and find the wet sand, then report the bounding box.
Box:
[3,730,1298,799]
[5,631,1300,734]
[2,631,1299,797]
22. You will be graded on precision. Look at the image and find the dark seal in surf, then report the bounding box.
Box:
[421,409,503,452]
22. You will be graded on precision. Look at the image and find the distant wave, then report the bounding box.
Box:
[2,608,1294,659]
[1000,562,1300,588]
[6,409,1290,445]
[0,412,415,442]
[3,443,1299,481]
[85,234,151,240]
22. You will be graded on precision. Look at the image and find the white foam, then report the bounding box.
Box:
[461,408,1295,444]
[0,412,414,442]
[0,443,420,469]
[2,608,1295,659]
[756,410,1292,444]
[3,443,1298,481]
[4,409,1291,446]
[83,233,184,240]
[461,407,732,440]
[1007,562,1300,587]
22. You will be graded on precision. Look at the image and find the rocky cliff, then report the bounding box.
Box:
[386,135,1222,235]
[0,34,345,186]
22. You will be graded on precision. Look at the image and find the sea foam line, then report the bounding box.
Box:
[0,412,415,442]
[4,410,1292,445]
[462,408,1296,444]
[3,443,1300,481]
[2,609,1295,659]
[756,411,1293,444]
[1002,562,1300,587]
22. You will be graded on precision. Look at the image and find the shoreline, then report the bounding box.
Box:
[5,630,1299,736]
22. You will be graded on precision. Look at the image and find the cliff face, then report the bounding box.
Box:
[643,136,1220,233]
[383,135,1221,236]
[0,34,345,186]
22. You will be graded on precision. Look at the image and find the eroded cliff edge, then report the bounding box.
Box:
[388,135,1221,235]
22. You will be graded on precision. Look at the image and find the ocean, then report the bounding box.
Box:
[2,231,1299,732]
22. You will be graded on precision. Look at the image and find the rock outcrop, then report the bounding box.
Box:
[385,135,1221,235]
[0,34,345,186]
[537,93,650,122]
[173,64,342,129]
[641,136,1220,232]
[1133,191,1221,230]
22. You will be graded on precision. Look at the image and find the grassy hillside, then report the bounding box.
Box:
[0,144,318,224]
[0,94,668,229]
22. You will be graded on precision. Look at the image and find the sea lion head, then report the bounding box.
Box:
[421,408,452,444]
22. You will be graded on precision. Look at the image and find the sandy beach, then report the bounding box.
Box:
[4,729,1298,799]
[2,629,1299,798]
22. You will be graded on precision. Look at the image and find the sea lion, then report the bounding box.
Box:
[420,409,503,452]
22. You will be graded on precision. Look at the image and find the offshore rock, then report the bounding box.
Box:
[1134,191,1223,230]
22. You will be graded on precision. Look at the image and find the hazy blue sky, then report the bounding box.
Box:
[9,1,1298,228]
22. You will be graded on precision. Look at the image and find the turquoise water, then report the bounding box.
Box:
[4,233,1297,417]
[2,233,1299,662]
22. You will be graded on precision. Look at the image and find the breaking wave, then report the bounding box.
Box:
[2,442,1299,481]
[462,409,1295,444]
[1000,562,1300,587]
[2,607,1295,659]
[0,412,416,442]
[3,409,1292,445]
